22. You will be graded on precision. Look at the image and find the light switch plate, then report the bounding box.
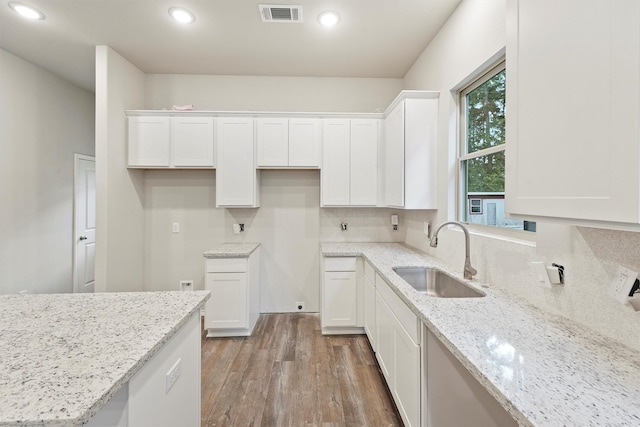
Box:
[610,265,638,304]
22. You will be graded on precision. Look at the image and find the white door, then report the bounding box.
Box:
[74,154,96,293]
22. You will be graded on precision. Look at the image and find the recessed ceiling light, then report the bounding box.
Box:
[318,11,340,27]
[169,7,195,24]
[8,2,45,20]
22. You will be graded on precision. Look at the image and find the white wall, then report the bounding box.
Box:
[0,49,95,294]
[95,46,146,292]
[146,75,402,113]
[402,0,640,351]
[142,74,404,312]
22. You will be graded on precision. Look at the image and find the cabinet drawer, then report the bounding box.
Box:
[206,258,247,273]
[364,261,375,281]
[324,257,357,272]
[376,273,420,344]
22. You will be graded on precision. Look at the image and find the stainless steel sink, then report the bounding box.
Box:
[392,267,486,298]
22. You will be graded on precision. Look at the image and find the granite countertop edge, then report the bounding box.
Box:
[203,242,261,258]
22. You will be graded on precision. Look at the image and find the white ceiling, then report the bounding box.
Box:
[0,0,462,92]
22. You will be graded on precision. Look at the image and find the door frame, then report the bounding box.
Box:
[73,153,96,293]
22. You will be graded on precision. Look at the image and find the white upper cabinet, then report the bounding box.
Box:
[506,0,640,224]
[350,119,379,206]
[256,118,289,167]
[216,117,260,208]
[289,118,322,167]
[172,117,215,167]
[128,115,214,168]
[322,119,351,206]
[322,118,379,207]
[384,92,439,209]
[257,118,321,168]
[128,116,171,167]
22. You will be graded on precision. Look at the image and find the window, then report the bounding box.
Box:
[459,62,535,232]
[469,199,482,215]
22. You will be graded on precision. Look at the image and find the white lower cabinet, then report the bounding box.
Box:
[204,250,260,337]
[87,312,201,427]
[321,256,364,335]
[423,327,517,427]
[375,273,421,427]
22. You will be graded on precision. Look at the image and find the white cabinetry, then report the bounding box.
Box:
[256,118,321,168]
[171,117,215,167]
[128,116,214,168]
[204,250,260,337]
[506,0,640,225]
[128,116,171,167]
[363,260,377,351]
[423,327,517,427]
[216,117,260,208]
[322,119,379,206]
[375,273,421,427]
[321,257,364,335]
[384,92,438,209]
[87,312,201,427]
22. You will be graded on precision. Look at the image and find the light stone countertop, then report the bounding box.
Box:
[203,242,260,258]
[321,242,640,427]
[0,291,210,427]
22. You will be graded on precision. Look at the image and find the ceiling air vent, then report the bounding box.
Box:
[259,4,303,23]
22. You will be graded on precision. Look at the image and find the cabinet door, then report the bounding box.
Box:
[394,324,420,427]
[216,117,258,207]
[384,102,405,207]
[364,272,377,351]
[321,119,351,206]
[350,119,378,206]
[257,118,289,167]
[205,272,248,329]
[323,271,357,327]
[171,117,215,167]
[128,116,171,167]
[375,290,395,381]
[506,0,640,223]
[289,118,321,167]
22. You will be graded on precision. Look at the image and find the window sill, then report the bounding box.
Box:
[449,223,536,247]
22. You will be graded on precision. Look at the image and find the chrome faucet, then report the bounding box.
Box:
[430,221,477,280]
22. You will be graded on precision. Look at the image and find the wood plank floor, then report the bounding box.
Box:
[201,313,403,427]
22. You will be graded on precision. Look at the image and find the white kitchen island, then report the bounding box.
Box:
[0,291,209,427]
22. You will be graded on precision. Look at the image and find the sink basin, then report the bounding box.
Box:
[392,267,486,298]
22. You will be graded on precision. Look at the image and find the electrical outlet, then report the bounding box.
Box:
[172,222,180,233]
[341,222,348,231]
[295,301,305,311]
[610,265,638,303]
[233,224,245,234]
[166,358,182,393]
[531,262,551,288]
[179,280,194,291]
[423,222,430,237]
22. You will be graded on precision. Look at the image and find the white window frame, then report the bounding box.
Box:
[456,60,535,240]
